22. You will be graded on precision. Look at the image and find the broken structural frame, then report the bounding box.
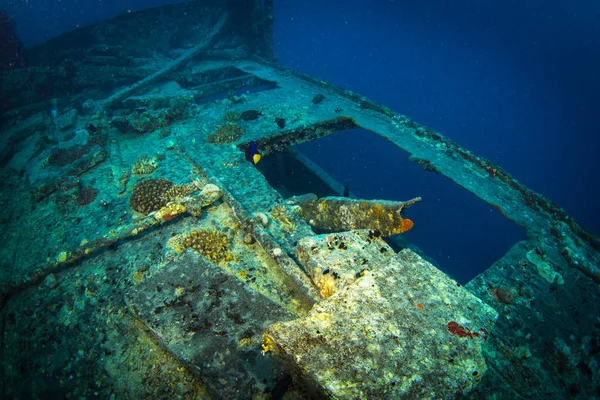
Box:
[239,62,600,282]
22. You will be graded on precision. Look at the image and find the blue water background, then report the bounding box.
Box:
[3,0,599,282]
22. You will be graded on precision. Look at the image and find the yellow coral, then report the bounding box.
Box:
[271,205,296,232]
[315,273,338,298]
[238,337,253,348]
[167,235,186,253]
[56,251,68,263]
[261,334,278,355]
[155,202,187,221]
[132,155,158,175]
[181,229,230,263]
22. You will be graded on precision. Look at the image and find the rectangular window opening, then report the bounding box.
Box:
[256,128,526,284]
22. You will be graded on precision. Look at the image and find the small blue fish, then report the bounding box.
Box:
[245,141,261,164]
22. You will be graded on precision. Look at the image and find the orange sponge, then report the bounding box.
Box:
[401,218,414,232]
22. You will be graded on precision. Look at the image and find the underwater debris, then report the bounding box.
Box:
[111,110,170,135]
[0,5,595,397]
[36,149,107,201]
[50,185,222,276]
[207,123,244,144]
[132,155,159,175]
[290,195,421,236]
[101,12,229,108]
[180,229,231,262]
[164,182,222,218]
[129,178,174,215]
[45,145,89,167]
[126,248,294,400]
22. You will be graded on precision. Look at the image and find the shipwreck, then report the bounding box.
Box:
[0,1,598,399]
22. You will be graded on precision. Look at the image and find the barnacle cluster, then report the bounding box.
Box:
[180,229,230,262]
[129,178,174,214]
[206,123,244,144]
[132,155,158,175]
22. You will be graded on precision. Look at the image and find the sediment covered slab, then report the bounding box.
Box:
[264,232,497,399]
[296,230,395,298]
[126,251,296,399]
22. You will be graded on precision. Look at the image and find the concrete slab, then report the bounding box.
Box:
[126,251,297,399]
[264,232,497,399]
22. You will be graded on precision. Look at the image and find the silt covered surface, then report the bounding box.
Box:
[264,232,496,399]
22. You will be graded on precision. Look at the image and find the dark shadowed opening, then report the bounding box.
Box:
[254,150,340,199]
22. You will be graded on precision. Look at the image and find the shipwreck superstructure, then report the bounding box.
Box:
[0,1,598,398]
